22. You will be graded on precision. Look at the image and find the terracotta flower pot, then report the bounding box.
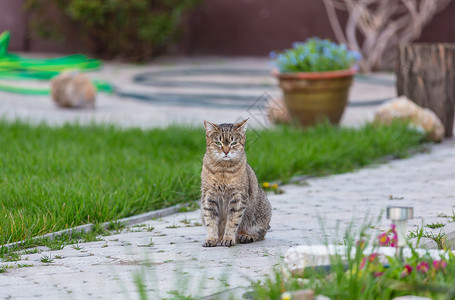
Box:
[273,69,356,127]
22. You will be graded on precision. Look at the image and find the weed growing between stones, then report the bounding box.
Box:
[438,210,455,223]
[426,222,446,229]
[40,254,54,264]
[408,225,447,250]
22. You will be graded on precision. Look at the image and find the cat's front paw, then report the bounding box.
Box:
[219,237,236,247]
[202,238,218,247]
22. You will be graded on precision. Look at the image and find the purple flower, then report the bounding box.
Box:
[269,51,277,59]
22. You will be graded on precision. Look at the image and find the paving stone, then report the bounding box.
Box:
[409,237,439,250]
[441,222,455,244]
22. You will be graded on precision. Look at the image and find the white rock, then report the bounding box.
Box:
[441,222,455,242]
[267,98,291,124]
[440,222,455,249]
[393,296,431,300]
[374,96,445,141]
[51,71,96,109]
[315,295,331,300]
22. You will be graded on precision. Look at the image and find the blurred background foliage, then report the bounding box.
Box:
[25,0,201,61]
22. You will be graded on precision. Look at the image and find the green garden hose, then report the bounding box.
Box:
[0,30,113,95]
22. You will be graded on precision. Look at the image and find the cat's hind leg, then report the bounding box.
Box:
[237,227,267,244]
[237,231,256,244]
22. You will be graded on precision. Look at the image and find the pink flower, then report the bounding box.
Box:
[433,260,447,270]
[369,253,378,262]
[405,264,413,273]
[390,224,398,247]
[417,262,430,273]
[360,253,378,269]
[401,264,413,277]
[360,257,366,269]
[378,233,390,246]
[373,271,384,277]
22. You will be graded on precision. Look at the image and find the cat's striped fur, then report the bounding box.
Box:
[200,119,272,247]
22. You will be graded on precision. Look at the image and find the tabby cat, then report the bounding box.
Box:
[200,119,272,247]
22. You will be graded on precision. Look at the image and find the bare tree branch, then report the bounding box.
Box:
[322,0,453,72]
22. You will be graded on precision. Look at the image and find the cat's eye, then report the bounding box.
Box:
[230,141,238,146]
[215,141,222,146]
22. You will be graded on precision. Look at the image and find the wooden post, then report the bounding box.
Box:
[396,43,455,137]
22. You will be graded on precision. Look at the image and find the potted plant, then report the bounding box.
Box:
[271,38,361,127]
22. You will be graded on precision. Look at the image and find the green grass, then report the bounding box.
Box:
[0,120,425,245]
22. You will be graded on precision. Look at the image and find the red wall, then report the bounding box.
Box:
[1,0,455,56]
[180,0,340,55]
[0,0,27,51]
[181,0,455,55]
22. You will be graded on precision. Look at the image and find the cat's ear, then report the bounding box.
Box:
[234,118,249,133]
[204,120,218,133]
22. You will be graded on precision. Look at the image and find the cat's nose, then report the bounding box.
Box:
[223,150,229,155]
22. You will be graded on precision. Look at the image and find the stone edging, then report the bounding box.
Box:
[3,203,191,250]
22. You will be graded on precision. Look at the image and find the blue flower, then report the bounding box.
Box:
[290,53,297,65]
[351,51,362,61]
[270,38,357,72]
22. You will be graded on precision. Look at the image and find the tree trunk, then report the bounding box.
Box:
[396,43,455,137]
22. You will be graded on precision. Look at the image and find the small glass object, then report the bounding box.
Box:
[387,206,413,259]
